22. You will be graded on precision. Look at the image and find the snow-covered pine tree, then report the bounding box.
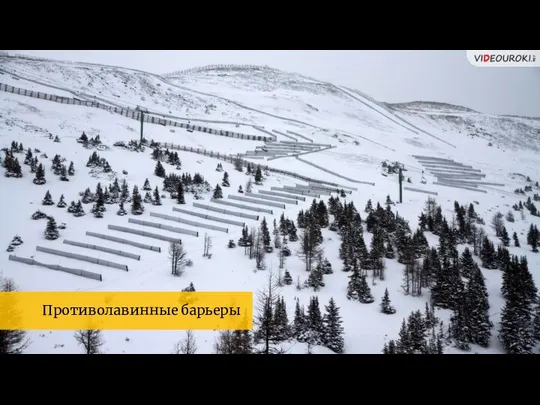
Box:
[131,185,144,215]
[32,163,47,185]
[380,288,396,314]
[213,184,223,199]
[322,297,344,354]
[57,194,67,208]
[143,178,151,191]
[222,172,230,187]
[44,216,59,240]
[41,190,54,206]
[152,186,162,205]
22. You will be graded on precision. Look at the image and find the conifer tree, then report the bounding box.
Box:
[293,299,307,342]
[306,296,324,345]
[283,270,292,285]
[59,165,69,181]
[260,217,271,249]
[306,264,325,291]
[347,269,374,303]
[143,178,151,191]
[513,232,520,247]
[500,226,510,247]
[57,194,67,208]
[33,163,46,185]
[152,186,162,205]
[42,190,54,206]
[499,255,537,354]
[222,172,230,187]
[526,224,539,252]
[322,298,344,354]
[380,288,396,314]
[466,265,493,347]
[44,216,59,240]
[131,185,144,215]
[254,165,263,184]
[154,161,166,177]
[176,181,185,204]
[73,200,85,217]
[533,297,540,342]
[68,161,75,175]
[117,201,127,216]
[213,184,223,199]
[273,296,291,341]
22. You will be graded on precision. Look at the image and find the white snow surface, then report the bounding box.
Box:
[1,56,539,354]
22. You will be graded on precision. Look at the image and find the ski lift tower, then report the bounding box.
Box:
[135,106,149,143]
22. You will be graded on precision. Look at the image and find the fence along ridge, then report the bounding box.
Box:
[159,142,358,192]
[9,254,102,281]
[0,82,269,142]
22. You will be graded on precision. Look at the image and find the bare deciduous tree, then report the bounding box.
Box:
[203,233,213,258]
[74,329,105,354]
[172,330,198,354]
[169,241,188,276]
[0,276,30,354]
[254,272,281,354]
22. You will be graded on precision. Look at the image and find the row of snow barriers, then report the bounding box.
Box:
[157,142,361,192]
[242,141,335,161]
[0,82,272,142]
[412,155,504,194]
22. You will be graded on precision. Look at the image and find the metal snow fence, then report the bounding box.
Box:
[429,170,485,177]
[433,182,488,193]
[245,192,298,205]
[434,173,486,180]
[280,140,332,147]
[438,180,504,187]
[63,240,141,261]
[435,180,479,187]
[403,186,439,196]
[128,218,199,237]
[412,155,455,162]
[307,183,352,194]
[270,187,320,198]
[286,130,314,142]
[189,203,257,221]
[108,224,183,244]
[36,246,129,271]
[211,198,273,214]
[228,194,286,209]
[9,254,102,281]
[293,184,332,196]
[259,189,306,201]
[150,212,228,233]
[86,231,161,252]
[422,163,477,170]
[271,129,297,142]
[295,156,376,186]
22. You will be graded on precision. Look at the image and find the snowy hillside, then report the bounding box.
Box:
[1,54,539,355]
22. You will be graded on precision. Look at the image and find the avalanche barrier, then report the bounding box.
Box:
[259,189,306,201]
[173,207,246,227]
[86,231,161,252]
[150,212,229,233]
[294,184,332,196]
[245,192,299,205]
[412,155,455,162]
[210,198,273,214]
[189,203,257,221]
[271,129,297,142]
[128,218,199,237]
[307,183,352,194]
[403,186,438,196]
[63,239,141,261]
[286,130,314,143]
[295,156,376,186]
[280,140,333,148]
[9,255,103,281]
[108,225,183,244]
[433,182,488,193]
[270,187,320,198]
[36,246,129,271]
[228,195,286,209]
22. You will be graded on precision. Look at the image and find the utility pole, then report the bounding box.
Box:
[136,106,148,144]
[398,167,403,204]
[139,110,144,143]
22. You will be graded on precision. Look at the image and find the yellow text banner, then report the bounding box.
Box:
[0,291,253,330]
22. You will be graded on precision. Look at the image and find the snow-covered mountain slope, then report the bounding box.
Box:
[1,54,539,355]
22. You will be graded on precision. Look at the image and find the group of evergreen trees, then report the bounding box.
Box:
[151,146,182,169]
[50,154,75,181]
[162,172,211,198]
[86,151,112,173]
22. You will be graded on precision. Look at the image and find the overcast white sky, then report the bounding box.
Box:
[13,50,540,117]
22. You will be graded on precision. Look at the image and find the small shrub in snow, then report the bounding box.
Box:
[6,235,23,252]
[31,210,48,220]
